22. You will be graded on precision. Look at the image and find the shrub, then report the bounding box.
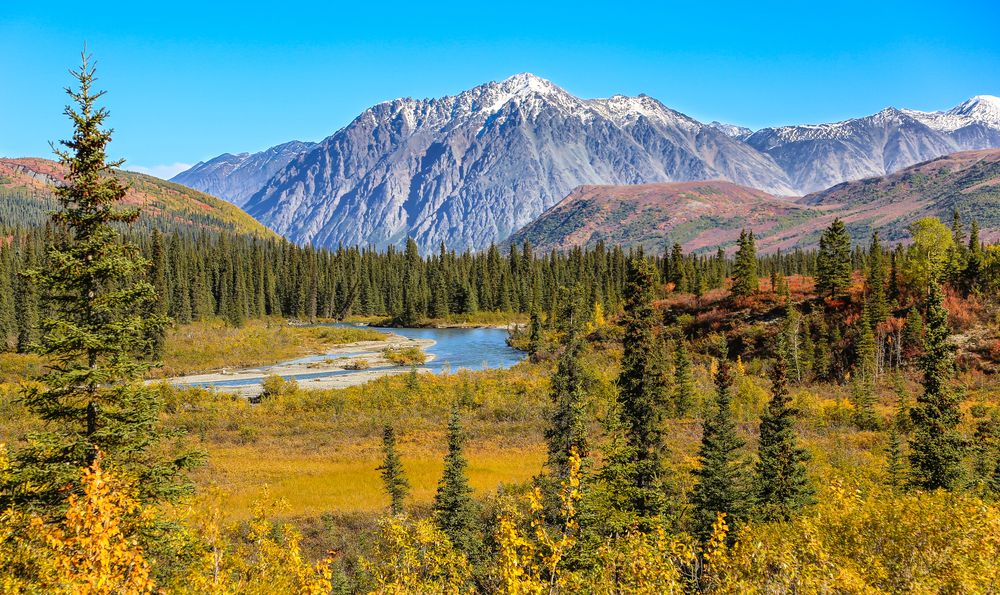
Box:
[382,346,427,366]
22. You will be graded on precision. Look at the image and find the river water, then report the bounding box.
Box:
[179,324,523,389]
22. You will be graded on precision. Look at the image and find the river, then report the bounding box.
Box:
[172,323,524,391]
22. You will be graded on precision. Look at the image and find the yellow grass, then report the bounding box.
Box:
[195,442,545,519]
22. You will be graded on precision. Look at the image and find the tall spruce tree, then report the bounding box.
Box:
[614,256,670,523]
[2,53,201,510]
[690,349,748,539]
[673,338,696,418]
[816,217,852,297]
[433,403,482,557]
[852,310,880,430]
[908,282,966,491]
[730,229,758,299]
[376,424,410,515]
[15,240,39,354]
[545,302,589,480]
[753,343,815,520]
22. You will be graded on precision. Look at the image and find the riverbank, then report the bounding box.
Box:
[162,332,436,398]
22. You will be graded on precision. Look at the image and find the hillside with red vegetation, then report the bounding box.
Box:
[0,158,278,238]
[504,149,1000,255]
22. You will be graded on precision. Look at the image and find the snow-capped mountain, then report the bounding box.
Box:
[170,141,316,208]
[169,77,1000,253]
[743,95,1000,194]
[238,73,795,253]
[709,121,754,141]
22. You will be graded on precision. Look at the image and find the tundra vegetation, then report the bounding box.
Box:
[7,55,1000,594]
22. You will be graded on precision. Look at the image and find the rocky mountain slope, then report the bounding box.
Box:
[235,74,797,253]
[170,141,315,208]
[168,74,1000,253]
[744,95,1000,195]
[0,158,278,238]
[505,149,1000,255]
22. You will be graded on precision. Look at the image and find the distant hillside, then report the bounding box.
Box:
[794,148,1000,244]
[502,181,816,254]
[0,158,279,238]
[505,149,1000,255]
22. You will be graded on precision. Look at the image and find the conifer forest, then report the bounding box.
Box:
[9,55,1000,595]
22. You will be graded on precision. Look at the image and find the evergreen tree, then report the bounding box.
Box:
[673,338,696,417]
[147,229,168,360]
[904,306,924,357]
[544,319,589,481]
[753,345,815,520]
[730,229,758,299]
[908,282,966,491]
[865,231,889,327]
[2,54,201,510]
[816,217,852,297]
[376,424,410,515]
[885,424,907,491]
[433,404,482,557]
[614,257,670,523]
[852,311,880,430]
[690,350,748,539]
[527,306,543,357]
[15,240,39,353]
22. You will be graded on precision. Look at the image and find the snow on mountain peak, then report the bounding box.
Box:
[947,95,1000,120]
[710,121,754,140]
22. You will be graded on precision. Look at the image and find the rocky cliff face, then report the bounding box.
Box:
[744,96,1000,194]
[240,74,797,253]
[170,141,316,208]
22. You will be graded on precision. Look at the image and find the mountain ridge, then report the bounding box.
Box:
[168,74,1000,253]
[505,148,1000,255]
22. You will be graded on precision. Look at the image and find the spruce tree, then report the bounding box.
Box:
[433,403,482,557]
[816,217,851,297]
[673,338,696,418]
[544,318,589,481]
[614,256,670,523]
[753,345,815,521]
[885,424,907,490]
[15,240,39,354]
[147,228,168,360]
[376,424,410,515]
[730,229,758,299]
[2,53,201,510]
[690,351,748,539]
[865,231,889,327]
[527,306,543,357]
[908,282,966,491]
[852,311,879,430]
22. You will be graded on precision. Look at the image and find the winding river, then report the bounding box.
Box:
[174,324,523,390]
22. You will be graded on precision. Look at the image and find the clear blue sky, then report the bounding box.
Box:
[2,0,999,178]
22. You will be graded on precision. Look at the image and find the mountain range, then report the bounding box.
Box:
[169,74,1000,253]
[504,149,1000,255]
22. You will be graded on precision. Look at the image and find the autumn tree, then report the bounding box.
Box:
[1,53,201,511]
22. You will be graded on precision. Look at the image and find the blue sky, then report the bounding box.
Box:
[2,0,999,178]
